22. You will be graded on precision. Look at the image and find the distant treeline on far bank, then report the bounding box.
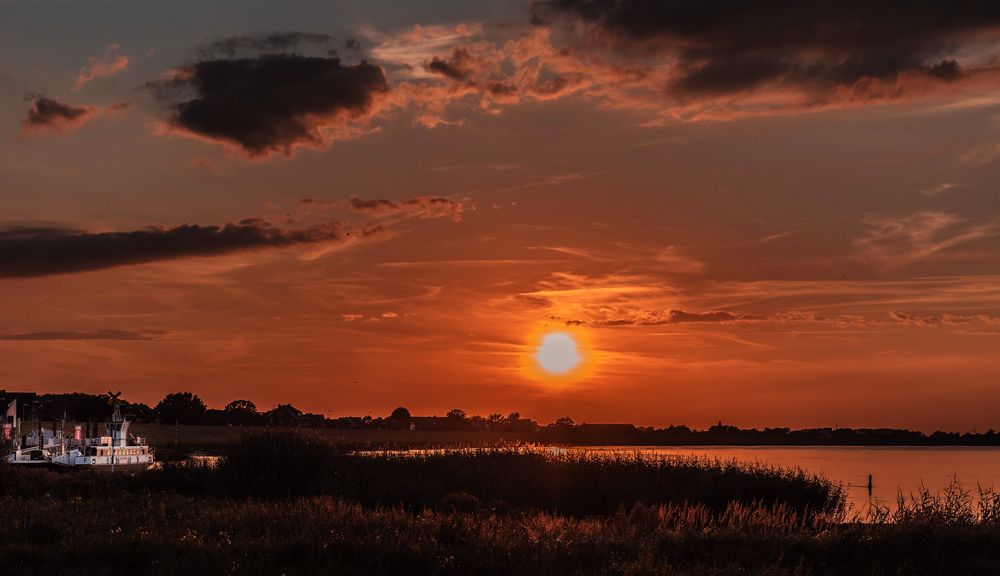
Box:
[4,389,1000,446]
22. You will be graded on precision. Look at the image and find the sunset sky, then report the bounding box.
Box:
[2,1,999,431]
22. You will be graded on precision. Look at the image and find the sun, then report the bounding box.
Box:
[536,332,581,374]
[521,325,595,383]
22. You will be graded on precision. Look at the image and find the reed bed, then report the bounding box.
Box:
[4,433,1000,574]
[3,491,1000,575]
[214,432,845,517]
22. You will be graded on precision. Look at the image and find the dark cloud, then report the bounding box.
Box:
[198,32,333,58]
[347,197,400,213]
[147,54,388,156]
[303,196,467,221]
[538,0,1000,97]
[0,329,159,341]
[594,309,746,326]
[22,96,96,132]
[574,308,1000,328]
[0,220,368,278]
[426,48,473,81]
[666,310,742,324]
[888,311,1000,326]
[348,195,466,221]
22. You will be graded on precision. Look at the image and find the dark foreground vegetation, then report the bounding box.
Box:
[3,433,1000,575]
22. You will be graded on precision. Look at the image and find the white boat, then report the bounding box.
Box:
[6,393,154,471]
[5,400,62,466]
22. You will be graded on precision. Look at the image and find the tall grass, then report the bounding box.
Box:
[2,491,1000,575]
[0,432,844,518]
[216,431,845,516]
[7,433,1000,574]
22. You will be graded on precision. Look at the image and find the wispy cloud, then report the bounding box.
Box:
[854,211,1000,266]
[918,182,960,198]
[301,195,469,222]
[75,44,129,89]
[0,220,382,278]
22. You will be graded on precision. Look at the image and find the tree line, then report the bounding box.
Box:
[22,392,1000,445]
[26,392,541,430]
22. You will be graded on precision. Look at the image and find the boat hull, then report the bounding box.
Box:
[51,462,153,472]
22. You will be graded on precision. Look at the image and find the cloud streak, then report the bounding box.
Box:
[573,308,1000,328]
[0,220,375,278]
[0,329,159,341]
[301,195,468,222]
[854,211,1000,267]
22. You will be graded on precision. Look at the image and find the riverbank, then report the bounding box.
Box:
[127,424,1000,460]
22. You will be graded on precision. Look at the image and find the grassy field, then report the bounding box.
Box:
[3,432,998,575]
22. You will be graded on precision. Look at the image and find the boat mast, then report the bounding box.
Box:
[5,398,15,454]
[108,391,122,473]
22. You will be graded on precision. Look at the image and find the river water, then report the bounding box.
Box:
[570,445,1000,513]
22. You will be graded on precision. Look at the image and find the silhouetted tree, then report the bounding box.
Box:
[389,407,411,420]
[224,399,259,426]
[127,402,155,423]
[37,393,114,422]
[225,399,257,413]
[447,408,467,420]
[553,416,575,428]
[155,392,207,425]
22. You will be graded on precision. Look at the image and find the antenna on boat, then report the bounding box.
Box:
[108,391,122,472]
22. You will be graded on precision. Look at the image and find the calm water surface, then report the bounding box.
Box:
[570,446,1000,512]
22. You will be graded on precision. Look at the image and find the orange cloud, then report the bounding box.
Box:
[378,7,1000,125]
[21,96,97,134]
[142,10,1000,159]
[75,44,130,89]
[20,96,132,136]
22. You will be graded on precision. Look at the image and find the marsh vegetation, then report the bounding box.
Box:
[3,432,998,575]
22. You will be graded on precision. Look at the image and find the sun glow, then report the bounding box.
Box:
[536,332,581,374]
[521,323,598,384]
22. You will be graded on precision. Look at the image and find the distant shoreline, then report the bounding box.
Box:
[123,424,1000,457]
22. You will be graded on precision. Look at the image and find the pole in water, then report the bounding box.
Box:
[867,473,873,495]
